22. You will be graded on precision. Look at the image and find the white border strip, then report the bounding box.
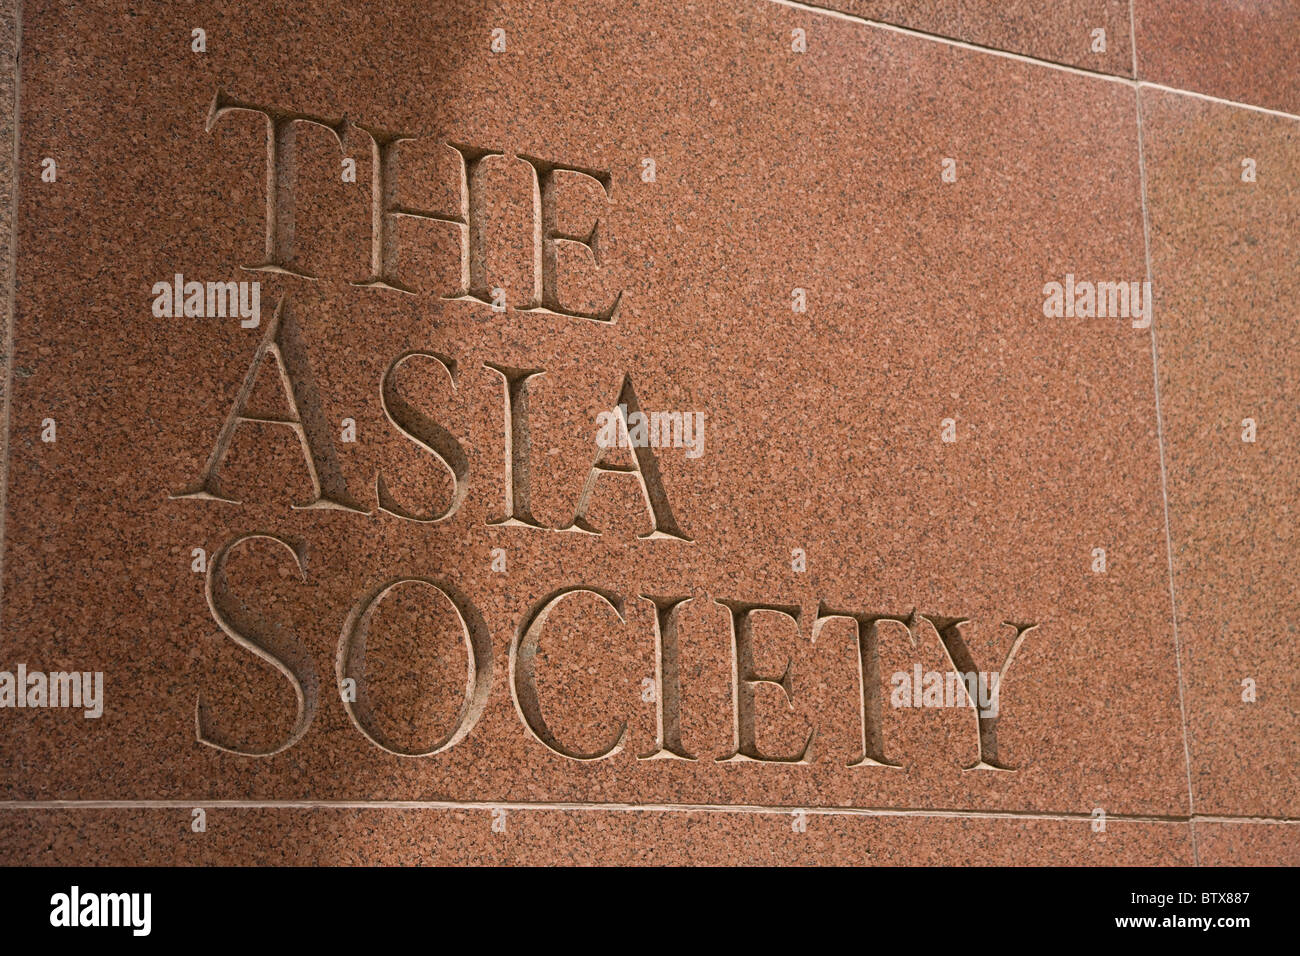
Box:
[0,800,1295,825]
[1128,0,1200,867]
[764,0,1300,123]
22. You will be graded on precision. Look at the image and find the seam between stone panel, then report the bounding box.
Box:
[0,802,1294,826]
[766,0,1135,84]
[769,0,1214,862]
[765,0,1300,123]
[1128,0,1199,867]
[1137,82,1300,123]
[0,0,19,634]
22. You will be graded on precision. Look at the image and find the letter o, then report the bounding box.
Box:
[337,577,492,756]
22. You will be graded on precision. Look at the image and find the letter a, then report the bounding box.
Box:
[560,374,691,540]
[170,295,367,512]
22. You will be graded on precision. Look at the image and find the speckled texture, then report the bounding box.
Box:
[1197,823,1300,866]
[0,0,15,618]
[1,0,1190,818]
[814,0,1133,75]
[1136,0,1300,115]
[1139,88,1300,819]
[0,1,1293,866]
[0,808,1195,865]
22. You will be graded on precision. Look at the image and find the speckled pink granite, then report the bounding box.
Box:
[1198,823,1300,867]
[0,807,1196,866]
[815,1,1133,74]
[0,0,1293,865]
[1136,0,1300,115]
[1139,88,1300,820]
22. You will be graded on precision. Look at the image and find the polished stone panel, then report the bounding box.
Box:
[1136,0,1300,115]
[1140,87,1300,819]
[803,1,1132,75]
[0,807,1196,865]
[0,0,1293,866]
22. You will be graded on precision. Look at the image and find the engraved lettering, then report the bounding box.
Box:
[170,295,367,513]
[638,594,696,761]
[336,578,493,756]
[376,350,469,522]
[716,599,814,764]
[198,533,316,757]
[518,154,622,322]
[922,616,1038,771]
[484,362,548,529]
[351,131,502,297]
[207,90,347,278]
[813,604,912,768]
[510,587,628,760]
[562,374,691,540]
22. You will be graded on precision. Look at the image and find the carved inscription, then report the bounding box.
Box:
[199,534,1037,770]
[176,92,1038,775]
[206,89,619,319]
